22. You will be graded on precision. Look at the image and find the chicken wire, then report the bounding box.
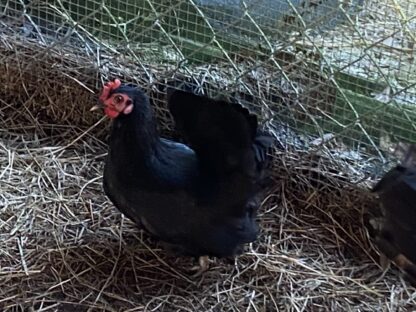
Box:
[1,0,415,160]
[1,0,416,311]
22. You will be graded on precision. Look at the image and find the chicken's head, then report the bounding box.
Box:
[91,79,134,119]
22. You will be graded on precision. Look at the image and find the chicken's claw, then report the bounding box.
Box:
[379,253,391,270]
[190,256,212,277]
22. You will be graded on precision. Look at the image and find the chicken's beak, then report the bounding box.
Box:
[90,101,105,112]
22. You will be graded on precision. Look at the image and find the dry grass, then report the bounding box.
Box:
[2,118,416,311]
[1,1,416,310]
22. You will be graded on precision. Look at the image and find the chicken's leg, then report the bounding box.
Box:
[190,256,212,277]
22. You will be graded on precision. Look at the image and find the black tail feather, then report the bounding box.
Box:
[253,131,275,165]
[253,131,275,186]
[168,89,259,174]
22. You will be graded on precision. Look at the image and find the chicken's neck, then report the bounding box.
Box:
[109,106,162,169]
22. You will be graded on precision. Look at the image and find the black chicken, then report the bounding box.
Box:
[366,145,416,286]
[92,79,273,272]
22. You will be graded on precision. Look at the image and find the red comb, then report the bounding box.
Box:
[99,79,122,102]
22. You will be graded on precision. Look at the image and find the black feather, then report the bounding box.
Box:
[369,164,416,286]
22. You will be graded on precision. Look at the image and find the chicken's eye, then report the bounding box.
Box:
[113,95,124,104]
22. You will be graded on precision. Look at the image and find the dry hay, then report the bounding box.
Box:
[1,25,416,312]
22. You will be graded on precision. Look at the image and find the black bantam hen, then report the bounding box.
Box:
[365,145,416,286]
[91,79,273,273]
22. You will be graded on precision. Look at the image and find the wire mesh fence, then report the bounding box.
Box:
[1,0,416,310]
[1,0,415,160]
